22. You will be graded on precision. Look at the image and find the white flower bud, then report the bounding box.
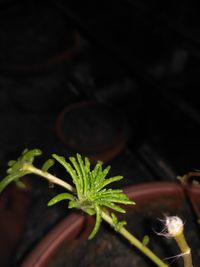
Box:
[165,216,184,237]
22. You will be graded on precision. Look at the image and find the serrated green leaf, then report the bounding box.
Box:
[47,192,75,206]
[69,155,84,195]
[99,176,123,190]
[52,154,82,197]
[97,201,126,213]
[88,204,102,239]
[95,165,110,188]
[0,171,27,192]
[21,149,42,163]
[97,196,134,205]
[84,157,91,174]
[77,154,88,194]
[92,162,102,181]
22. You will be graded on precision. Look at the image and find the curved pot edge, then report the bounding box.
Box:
[21,213,85,267]
[123,181,185,203]
[21,181,200,267]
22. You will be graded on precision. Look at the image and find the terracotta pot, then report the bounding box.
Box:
[56,101,127,163]
[20,182,200,267]
[0,185,31,267]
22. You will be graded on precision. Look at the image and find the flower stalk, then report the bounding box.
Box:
[165,216,193,267]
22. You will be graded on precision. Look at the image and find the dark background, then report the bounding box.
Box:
[0,0,200,266]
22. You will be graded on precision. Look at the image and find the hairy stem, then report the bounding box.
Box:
[174,233,193,267]
[101,211,168,267]
[23,163,168,267]
[165,216,193,267]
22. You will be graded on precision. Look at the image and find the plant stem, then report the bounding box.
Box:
[165,216,193,267]
[22,164,75,192]
[174,232,193,267]
[101,211,169,267]
[23,163,168,267]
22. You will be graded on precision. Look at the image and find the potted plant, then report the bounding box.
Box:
[0,148,197,267]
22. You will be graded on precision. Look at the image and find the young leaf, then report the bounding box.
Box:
[0,149,43,193]
[0,172,27,193]
[142,235,150,246]
[88,204,102,240]
[48,192,75,206]
[52,154,82,197]
[42,159,55,172]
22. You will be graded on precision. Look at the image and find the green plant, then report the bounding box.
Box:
[0,149,193,267]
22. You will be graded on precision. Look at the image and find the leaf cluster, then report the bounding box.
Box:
[0,149,135,240]
[48,153,135,239]
[0,148,42,192]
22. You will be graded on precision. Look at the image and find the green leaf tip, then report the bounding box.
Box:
[111,213,127,231]
[48,192,75,206]
[0,148,42,193]
[42,159,55,172]
[88,204,102,240]
[142,235,150,246]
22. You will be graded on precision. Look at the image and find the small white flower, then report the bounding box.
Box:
[165,216,184,237]
[157,216,184,238]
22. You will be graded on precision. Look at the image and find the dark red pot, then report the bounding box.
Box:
[0,185,31,267]
[56,101,127,163]
[20,182,200,267]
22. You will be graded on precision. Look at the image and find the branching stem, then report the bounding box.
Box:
[174,232,193,267]
[101,211,168,267]
[22,163,75,193]
[23,163,168,267]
